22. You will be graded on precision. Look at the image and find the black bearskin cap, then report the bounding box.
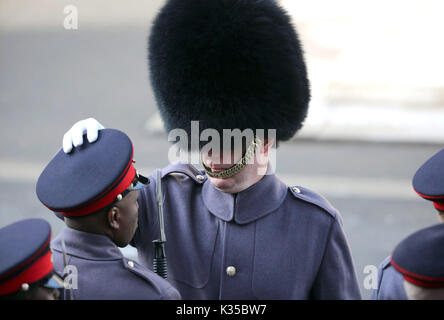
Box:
[149,0,310,147]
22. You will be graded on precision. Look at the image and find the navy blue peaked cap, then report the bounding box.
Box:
[36,129,148,217]
[0,219,59,296]
[412,147,444,211]
[149,0,310,149]
[391,223,444,288]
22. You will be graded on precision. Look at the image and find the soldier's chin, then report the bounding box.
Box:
[208,175,235,191]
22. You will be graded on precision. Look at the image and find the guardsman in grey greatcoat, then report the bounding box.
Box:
[61,0,361,299]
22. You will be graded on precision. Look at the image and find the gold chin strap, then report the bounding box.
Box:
[201,136,261,179]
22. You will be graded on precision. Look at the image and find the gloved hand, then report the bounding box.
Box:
[63,118,105,153]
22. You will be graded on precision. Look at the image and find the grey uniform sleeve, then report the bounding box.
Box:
[310,218,362,300]
[371,259,386,300]
[161,285,182,300]
[370,258,408,300]
[370,283,379,300]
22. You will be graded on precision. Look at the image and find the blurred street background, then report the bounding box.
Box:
[1,0,444,299]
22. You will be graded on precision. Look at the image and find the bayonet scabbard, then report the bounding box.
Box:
[153,170,168,279]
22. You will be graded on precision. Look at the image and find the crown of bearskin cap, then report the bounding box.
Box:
[148,0,310,147]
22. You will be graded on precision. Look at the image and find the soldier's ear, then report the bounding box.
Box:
[438,211,444,223]
[107,206,120,230]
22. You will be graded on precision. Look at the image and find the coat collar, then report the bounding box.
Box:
[51,227,123,261]
[201,165,288,224]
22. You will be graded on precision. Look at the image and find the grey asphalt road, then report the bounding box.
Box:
[1,26,441,299]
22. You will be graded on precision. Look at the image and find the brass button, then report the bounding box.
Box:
[196,174,205,181]
[226,266,236,277]
[128,261,135,268]
[292,187,301,194]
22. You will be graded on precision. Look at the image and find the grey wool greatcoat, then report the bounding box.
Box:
[131,162,362,300]
[51,227,181,300]
[371,256,408,300]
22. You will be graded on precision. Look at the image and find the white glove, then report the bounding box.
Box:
[63,118,105,153]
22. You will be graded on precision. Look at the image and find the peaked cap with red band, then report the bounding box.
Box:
[391,223,444,288]
[36,128,147,217]
[412,147,444,211]
[0,219,57,296]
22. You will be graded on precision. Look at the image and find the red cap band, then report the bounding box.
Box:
[414,188,444,200]
[403,274,444,288]
[391,257,444,288]
[0,250,54,296]
[413,188,444,212]
[433,201,444,211]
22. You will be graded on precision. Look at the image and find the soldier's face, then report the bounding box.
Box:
[201,147,243,172]
[202,146,268,193]
[13,286,61,300]
[31,286,61,300]
[404,280,444,300]
[438,211,444,223]
[201,145,244,191]
[113,190,139,247]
